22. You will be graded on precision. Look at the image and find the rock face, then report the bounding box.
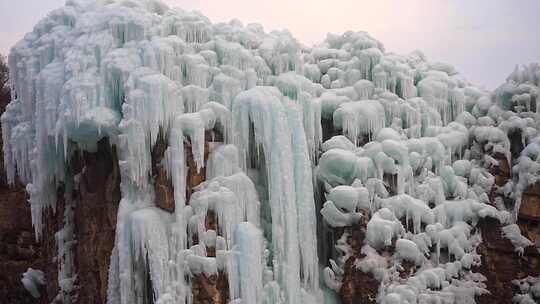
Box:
[191,272,229,304]
[1,112,540,304]
[72,139,121,304]
[184,131,229,304]
[475,216,540,304]
[0,113,229,303]
[324,134,540,304]
[0,138,120,303]
[0,179,43,304]
[152,130,175,213]
[472,150,540,304]
[41,183,68,304]
[4,117,540,304]
[1,52,540,304]
[37,138,122,304]
[337,223,379,304]
[0,83,45,303]
[152,129,229,304]
[518,182,540,248]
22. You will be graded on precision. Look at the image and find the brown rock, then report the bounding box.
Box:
[152,129,175,212]
[518,182,540,252]
[520,183,540,221]
[186,139,209,201]
[0,180,45,304]
[0,86,48,303]
[192,272,229,304]
[475,216,540,304]
[186,130,222,202]
[338,221,380,304]
[155,173,175,212]
[72,138,121,304]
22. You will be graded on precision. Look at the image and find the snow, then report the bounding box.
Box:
[321,135,356,152]
[326,184,369,213]
[376,194,434,233]
[317,149,376,187]
[395,239,424,265]
[366,208,405,249]
[502,224,533,255]
[433,199,499,227]
[320,200,362,227]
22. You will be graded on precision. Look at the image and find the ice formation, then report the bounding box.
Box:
[2,0,540,303]
[512,276,540,304]
[21,268,46,298]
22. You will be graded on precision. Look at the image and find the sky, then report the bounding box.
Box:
[0,0,539,89]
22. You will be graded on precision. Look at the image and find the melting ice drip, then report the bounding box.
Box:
[2,0,540,303]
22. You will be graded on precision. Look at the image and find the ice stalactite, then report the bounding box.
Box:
[232,87,322,303]
[235,222,264,304]
[21,268,46,298]
[56,178,77,304]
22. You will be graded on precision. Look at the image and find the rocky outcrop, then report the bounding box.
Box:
[475,150,540,304]
[0,138,121,304]
[0,85,46,303]
[152,130,175,212]
[187,130,229,304]
[338,223,379,304]
[330,142,540,304]
[72,139,121,304]
[518,182,540,248]
[2,126,540,304]
[151,128,229,304]
[32,138,122,304]
[475,216,540,304]
[0,179,43,304]
[1,85,539,304]
[192,272,229,304]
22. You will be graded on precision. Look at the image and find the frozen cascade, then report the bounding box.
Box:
[232,87,321,302]
[235,222,264,304]
[2,0,540,303]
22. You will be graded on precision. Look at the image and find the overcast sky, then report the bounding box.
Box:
[1,0,539,89]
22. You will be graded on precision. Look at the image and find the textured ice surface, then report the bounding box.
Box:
[512,276,540,304]
[502,224,534,255]
[21,268,46,298]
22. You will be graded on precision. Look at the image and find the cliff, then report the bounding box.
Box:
[1,1,540,303]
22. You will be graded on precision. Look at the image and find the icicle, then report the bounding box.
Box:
[235,222,264,303]
[232,87,321,303]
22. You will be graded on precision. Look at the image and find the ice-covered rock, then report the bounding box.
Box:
[3,0,539,303]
